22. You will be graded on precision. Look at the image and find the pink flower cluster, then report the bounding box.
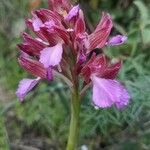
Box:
[16,0,130,109]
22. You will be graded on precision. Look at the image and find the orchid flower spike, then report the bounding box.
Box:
[16,0,129,109]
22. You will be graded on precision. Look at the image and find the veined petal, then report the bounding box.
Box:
[22,32,46,47]
[88,12,113,52]
[32,17,43,31]
[92,76,113,108]
[75,10,86,34]
[101,61,122,79]
[26,19,47,41]
[44,20,55,28]
[91,76,130,109]
[40,26,58,45]
[35,9,62,26]
[53,27,70,44]
[115,86,130,109]
[40,23,69,44]
[39,42,63,68]
[65,4,80,21]
[18,56,48,79]
[18,33,46,56]
[16,78,40,102]
[81,54,107,83]
[107,35,127,46]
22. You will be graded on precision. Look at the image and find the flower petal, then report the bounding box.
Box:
[81,54,107,83]
[101,61,122,79]
[32,17,43,31]
[91,76,130,109]
[88,12,113,52]
[26,19,47,41]
[16,78,40,101]
[18,33,46,56]
[39,42,63,68]
[18,56,48,79]
[35,9,62,26]
[40,26,58,45]
[53,27,70,44]
[65,5,80,21]
[75,10,86,34]
[107,35,127,46]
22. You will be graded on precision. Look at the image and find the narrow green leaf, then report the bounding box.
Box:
[134,1,149,27]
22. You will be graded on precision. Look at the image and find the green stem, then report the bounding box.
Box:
[66,88,81,150]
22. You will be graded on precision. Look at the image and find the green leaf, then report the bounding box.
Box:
[134,1,149,27]
[142,28,150,44]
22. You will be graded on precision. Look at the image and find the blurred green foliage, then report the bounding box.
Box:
[0,0,150,149]
[0,108,9,150]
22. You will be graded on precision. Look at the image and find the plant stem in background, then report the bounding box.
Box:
[66,88,81,150]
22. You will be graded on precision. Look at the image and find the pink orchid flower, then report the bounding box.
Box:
[81,54,129,108]
[16,0,129,109]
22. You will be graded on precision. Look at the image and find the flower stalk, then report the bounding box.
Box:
[66,86,81,150]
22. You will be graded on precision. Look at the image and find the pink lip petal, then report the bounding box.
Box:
[39,42,63,68]
[91,76,114,108]
[91,76,130,109]
[16,78,40,102]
